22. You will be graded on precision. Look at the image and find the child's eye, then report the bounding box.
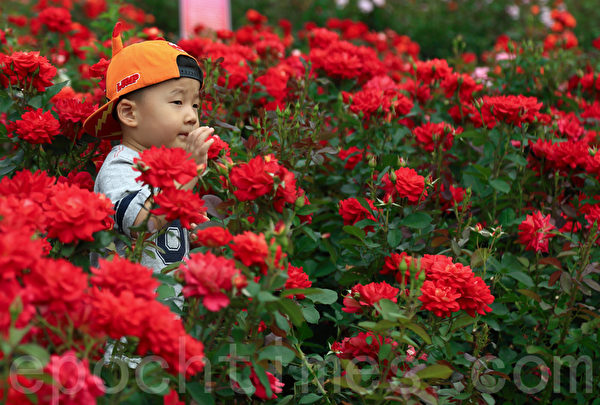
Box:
[171,100,183,105]
[193,103,200,109]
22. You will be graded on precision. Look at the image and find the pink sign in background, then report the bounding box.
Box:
[179,0,231,38]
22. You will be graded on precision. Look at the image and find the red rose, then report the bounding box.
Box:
[57,170,94,191]
[418,280,461,318]
[91,257,159,300]
[284,264,312,299]
[37,351,105,404]
[273,166,298,213]
[230,231,269,271]
[381,167,427,204]
[380,252,414,284]
[2,51,57,92]
[180,251,246,311]
[193,226,233,247]
[12,108,60,144]
[413,122,461,152]
[338,197,379,233]
[151,188,208,230]
[134,146,198,190]
[44,183,114,243]
[0,228,47,281]
[342,281,400,314]
[473,95,543,128]
[38,7,72,33]
[338,146,364,170]
[518,211,556,253]
[207,134,230,159]
[25,258,88,311]
[230,155,275,201]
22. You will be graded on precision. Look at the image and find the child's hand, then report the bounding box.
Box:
[185,126,214,169]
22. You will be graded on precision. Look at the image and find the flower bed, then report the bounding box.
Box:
[1,1,599,404]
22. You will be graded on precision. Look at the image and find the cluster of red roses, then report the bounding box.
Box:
[379,252,494,318]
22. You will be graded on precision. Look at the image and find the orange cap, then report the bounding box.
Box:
[83,22,203,140]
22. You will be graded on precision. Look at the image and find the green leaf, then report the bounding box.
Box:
[506,153,528,166]
[257,291,279,303]
[15,344,50,366]
[305,289,338,304]
[187,382,215,405]
[507,271,534,288]
[387,228,403,248]
[451,314,475,333]
[295,204,319,216]
[298,393,322,404]
[489,179,510,194]
[343,225,365,240]
[277,299,304,327]
[416,364,453,380]
[301,305,320,324]
[400,212,432,229]
[358,319,396,331]
[406,322,432,345]
[258,345,296,365]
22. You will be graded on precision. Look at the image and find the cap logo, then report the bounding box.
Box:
[168,42,185,52]
[116,73,141,93]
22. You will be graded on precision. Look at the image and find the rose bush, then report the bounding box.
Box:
[1,1,600,404]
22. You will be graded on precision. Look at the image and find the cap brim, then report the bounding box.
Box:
[82,98,122,141]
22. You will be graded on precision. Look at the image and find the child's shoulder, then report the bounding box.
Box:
[106,144,139,162]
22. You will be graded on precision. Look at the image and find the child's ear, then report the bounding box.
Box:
[116,98,138,128]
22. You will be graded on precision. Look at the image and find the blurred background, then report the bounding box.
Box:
[131,0,600,58]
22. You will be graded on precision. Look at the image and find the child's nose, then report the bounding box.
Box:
[184,105,198,125]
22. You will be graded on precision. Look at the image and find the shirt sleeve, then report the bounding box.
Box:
[94,148,152,238]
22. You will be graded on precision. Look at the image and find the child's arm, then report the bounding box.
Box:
[133,126,215,233]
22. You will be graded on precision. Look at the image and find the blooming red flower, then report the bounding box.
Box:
[518,211,556,253]
[0,169,55,205]
[333,331,397,361]
[0,195,45,233]
[413,58,453,83]
[273,166,298,213]
[380,167,427,204]
[90,289,150,339]
[12,108,61,144]
[231,362,284,400]
[338,197,379,233]
[180,251,246,311]
[57,170,94,191]
[380,252,415,284]
[285,264,312,299]
[230,155,275,201]
[342,281,400,313]
[309,40,386,81]
[440,72,483,101]
[151,188,208,230]
[338,146,363,169]
[0,280,35,334]
[90,257,159,300]
[25,258,88,311]
[0,227,47,281]
[230,231,269,271]
[134,146,198,190]
[192,226,233,247]
[413,122,461,152]
[36,351,105,405]
[473,95,543,128]
[0,51,57,92]
[53,97,97,139]
[44,183,114,243]
[207,134,231,159]
[418,280,461,318]
[38,7,72,33]
[83,0,107,19]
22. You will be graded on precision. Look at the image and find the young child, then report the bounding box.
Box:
[84,24,214,273]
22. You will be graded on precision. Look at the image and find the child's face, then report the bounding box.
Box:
[132,77,201,150]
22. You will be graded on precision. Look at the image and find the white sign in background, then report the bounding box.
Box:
[179,0,232,38]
